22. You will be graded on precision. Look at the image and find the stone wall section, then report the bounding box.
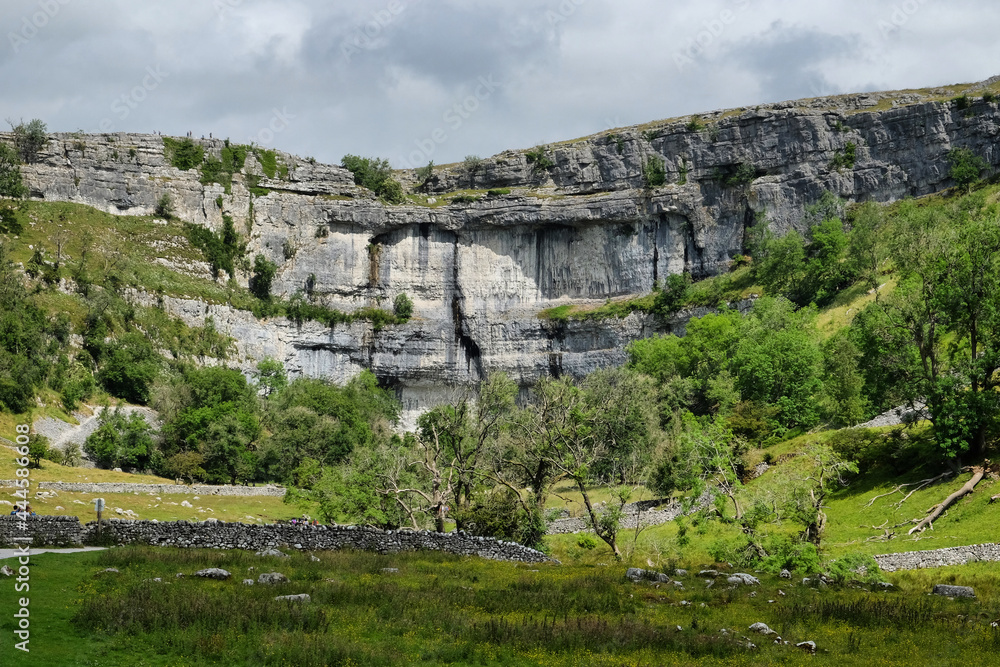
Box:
[0,481,286,496]
[0,516,551,563]
[873,543,1000,572]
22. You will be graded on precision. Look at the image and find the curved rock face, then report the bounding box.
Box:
[11,86,1000,424]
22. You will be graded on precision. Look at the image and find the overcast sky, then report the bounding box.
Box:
[2,0,997,168]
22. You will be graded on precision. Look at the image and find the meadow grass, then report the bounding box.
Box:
[2,547,999,666]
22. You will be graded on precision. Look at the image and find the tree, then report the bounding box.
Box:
[8,118,47,164]
[249,254,277,300]
[254,357,287,396]
[97,332,161,404]
[780,444,857,545]
[393,293,414,321]
[947,147,987,192]
[84,407,155,470]
[27,433,50,468]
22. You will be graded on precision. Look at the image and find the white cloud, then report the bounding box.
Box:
[0,0,996,165]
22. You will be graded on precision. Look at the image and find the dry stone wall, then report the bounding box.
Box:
[0,516,551,563]
[873,543,1000,572]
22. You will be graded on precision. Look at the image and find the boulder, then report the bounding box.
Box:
[255,548,289,558]
[749,622,776,636]
[727,573,760,586]
[932,584,975,598]
[625,567,670,583]
[194,568,231,580]
[796,641,817,654]
[779,569,791,579]
[258,572,289,585]
[242,579,254,586]
[274,593,310,602]
[0,565,14,576]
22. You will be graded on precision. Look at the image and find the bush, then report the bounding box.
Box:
[486,188,510,196]
[341,155,406,204]
[249,254,278,301]
[642,156,667,188]
[162,137,204,171]
[450,194,479,204]
[84,407,155,470]
[525,146,553,171]
[154,193,174,219]
[953,94,971,110]
[9,118,47,163]
[947,147,987,191]
[62,442,83,467]
[825,552,887,585]
[713,161,757,188]
[759,535,821,574]
[415,160,434,188]
[393,293,413,321]
[830,142,857,170]
[0,142,27,200]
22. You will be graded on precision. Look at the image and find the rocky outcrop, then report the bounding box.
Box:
[11,83,1000,418]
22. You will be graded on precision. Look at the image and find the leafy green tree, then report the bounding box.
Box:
[27,433,50,468]
[84,407,155,470]
[731,297,825,429]
[9,118,47,163]
[393,293,414,321]
[947,147,987,192]
[249,254,277,300]
[254,357,287,396]
[97,332,161,404]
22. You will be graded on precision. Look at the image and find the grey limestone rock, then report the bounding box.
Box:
[256,548,289,558]
[748,622,776,636]
[727,573,760,586]
[194,568,231,580]
[932,584,975,598]
[258,572,290,585]
[274,593,310,602]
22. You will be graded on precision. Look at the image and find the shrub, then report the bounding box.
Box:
[9,118,47,163]
[953,94,971,110]
[947,147,987,191]
[686,117,706,132]
[0,142,27,200]
[486,188,510,196]
[450,194,479,204]
[830,142,857,170]
[341,154,406,204]
[154,193,174,218]
[393,293,414,321]
[84,408,155,470]
[525,146,553,171]
[714,161,757,188]
[249,254,278,301]
[825,552,887,585]
[759,536,821,574]
[62,442,83,467]
[162,137,204,171]
[983,91,996,104]
[282,239,296,260]
[415,160,434,188]
[642,156,667,188]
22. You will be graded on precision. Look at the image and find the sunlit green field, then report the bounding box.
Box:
[1,547,998,666]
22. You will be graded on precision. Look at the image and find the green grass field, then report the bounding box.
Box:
[1,547,998,666]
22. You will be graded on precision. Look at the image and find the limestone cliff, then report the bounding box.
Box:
[12,80,1000,424]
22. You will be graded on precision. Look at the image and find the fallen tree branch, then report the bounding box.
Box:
[863,472,954,509]
[908,467,985,535]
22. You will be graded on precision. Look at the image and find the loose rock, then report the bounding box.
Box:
[932,584,975,598]
[194,568,231,580]
[258,572,289,585]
